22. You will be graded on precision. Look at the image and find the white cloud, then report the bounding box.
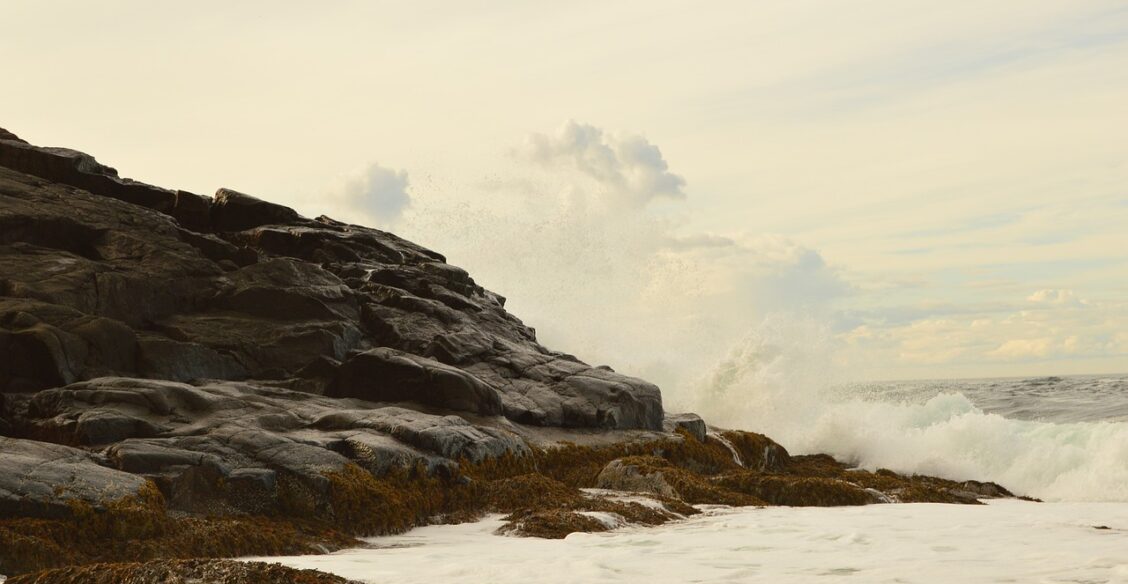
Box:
[1027,289,1085,307]
[989,338,1054,360]
[338,163,411,226]
[523,121,686,207]
[837,290,1128,378]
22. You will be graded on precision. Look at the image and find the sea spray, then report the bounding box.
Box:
[687,315,1128,502]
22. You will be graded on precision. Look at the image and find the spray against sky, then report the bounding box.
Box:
[2,1,1126,386]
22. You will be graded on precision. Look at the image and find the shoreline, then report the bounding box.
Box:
[246,499,1128,584]
[0,428,1022,580]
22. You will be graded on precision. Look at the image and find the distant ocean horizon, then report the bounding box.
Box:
[837,372,1128,423]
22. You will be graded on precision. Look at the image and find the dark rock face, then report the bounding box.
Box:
[211,188,301,232]
[0,127,662,430]
[328,347,504,415]
[0,126,663,527]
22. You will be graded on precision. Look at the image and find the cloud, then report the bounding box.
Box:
[338,162,411,225]
[988,338,1055,359]
[1027,289,1086,307]
[836,289,1128,377]
[523,121,686,207]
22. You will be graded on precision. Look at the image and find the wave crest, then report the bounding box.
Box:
[687,317,1128,501]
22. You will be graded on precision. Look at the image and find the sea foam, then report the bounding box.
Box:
[684,316,1128,502]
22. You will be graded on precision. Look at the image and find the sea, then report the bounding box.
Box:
[254,373,1128,583]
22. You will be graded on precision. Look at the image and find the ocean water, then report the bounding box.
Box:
[675,318,1128,502]
[836,374,1128,424]
[257,503,1128,583]
[699,372,1128,502]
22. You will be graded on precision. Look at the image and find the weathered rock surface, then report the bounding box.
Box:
[8,376,528,516]
[0,127,662,432]
[0,436,151,518]
[0,126,666,541]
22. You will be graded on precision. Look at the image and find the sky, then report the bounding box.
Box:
[2,1,1126,396]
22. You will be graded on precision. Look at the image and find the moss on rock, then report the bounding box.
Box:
[5,559,363,584]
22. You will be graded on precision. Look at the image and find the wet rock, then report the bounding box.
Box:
[958,480,1014,499]
[718,430,791,472]
[714,473,878,506]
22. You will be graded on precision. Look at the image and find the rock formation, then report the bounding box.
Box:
[0,127,1017,581]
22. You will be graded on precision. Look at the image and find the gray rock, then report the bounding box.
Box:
[0,436,151,518]
[663,413,707,442]
[136,336,248,382]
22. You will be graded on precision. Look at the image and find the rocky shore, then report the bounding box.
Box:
[0,128,1017,582]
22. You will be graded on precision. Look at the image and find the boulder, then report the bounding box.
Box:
[663,413,707,442]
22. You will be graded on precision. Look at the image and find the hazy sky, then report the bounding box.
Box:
[3,1,1126,392]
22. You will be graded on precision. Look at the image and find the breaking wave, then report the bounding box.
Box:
[687,316,1128,502]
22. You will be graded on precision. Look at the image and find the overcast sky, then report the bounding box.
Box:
[3,1,1126,393]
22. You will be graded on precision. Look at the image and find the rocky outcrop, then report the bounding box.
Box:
[0,126,668,575]
[0,127,662,431]
[0,127,1020,580]
[7,376,529,516]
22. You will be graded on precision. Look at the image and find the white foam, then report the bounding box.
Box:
[250,501,1128,583]
[685,318,1128,501]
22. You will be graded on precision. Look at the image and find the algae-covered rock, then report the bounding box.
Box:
[596,457,680,499]
[4,559,364,584]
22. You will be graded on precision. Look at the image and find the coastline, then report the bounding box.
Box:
[0,129,1021,581]
[250,499,1128,583]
